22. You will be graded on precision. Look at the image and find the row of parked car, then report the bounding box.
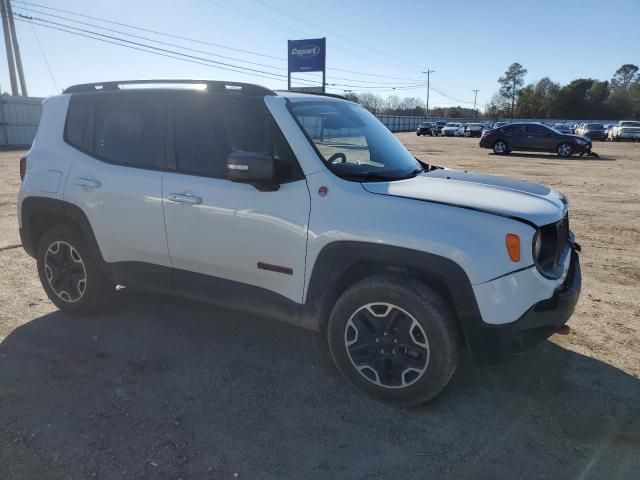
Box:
[416,121,487,137]
[417,119,640,142]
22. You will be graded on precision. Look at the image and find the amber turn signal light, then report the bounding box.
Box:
[506,234,521,262]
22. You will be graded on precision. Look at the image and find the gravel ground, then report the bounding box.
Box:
[1,138,639,479]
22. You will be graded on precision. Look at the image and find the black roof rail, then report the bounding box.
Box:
[276,90,351,101]
[63,79,275,96]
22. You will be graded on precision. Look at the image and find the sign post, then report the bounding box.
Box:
[287,38,326,92]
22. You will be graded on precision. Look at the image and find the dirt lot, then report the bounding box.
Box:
[1,138,639,479]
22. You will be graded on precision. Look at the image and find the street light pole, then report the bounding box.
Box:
[422,69,435,117]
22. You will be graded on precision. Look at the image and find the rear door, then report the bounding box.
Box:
[64,92,172,288]
[501,124,525,149]
[162,94,311,305]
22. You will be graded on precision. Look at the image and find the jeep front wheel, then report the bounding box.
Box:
[37,225,114,314]
[327,275,459,405]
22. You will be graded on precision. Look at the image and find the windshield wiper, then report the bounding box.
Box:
[338,171,400,181]
[397,168,424,180]
[339,168,423,182]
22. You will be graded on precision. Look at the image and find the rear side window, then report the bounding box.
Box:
[65,94,165,170]
[65,97,88,149]
[503,125,523,133]
[93,98,164,169]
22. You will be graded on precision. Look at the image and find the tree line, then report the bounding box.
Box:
[342,92,480,119]
[487,63,640,120]
[344,63,640,120]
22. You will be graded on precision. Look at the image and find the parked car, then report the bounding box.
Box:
[603,124,615,137]
[576,123,606,141]
[464,123,484,137]
[480,122,592,157]
[608,120,640,141]
[441,122,463,136]
[554,124,572,134]
[18,80,581,405]
[430,121,447,136]
[416,122,435,136]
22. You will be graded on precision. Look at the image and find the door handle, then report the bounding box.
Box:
[75,176,101,189]
[167,193,202,205]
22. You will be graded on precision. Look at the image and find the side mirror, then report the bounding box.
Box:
[227,152,279,191]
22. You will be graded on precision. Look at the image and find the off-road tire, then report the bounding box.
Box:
[327,274,459,406]
[36,224,114,315]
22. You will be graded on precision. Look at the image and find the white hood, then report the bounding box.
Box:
[362,169,567,227]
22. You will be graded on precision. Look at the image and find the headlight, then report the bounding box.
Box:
[533,230,542,260]
[574,138,586,145]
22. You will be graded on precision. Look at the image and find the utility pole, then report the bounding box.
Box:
[5,0,27,96]
[0,0,18,95]
[422,69,435,117]
[472,89,479,118]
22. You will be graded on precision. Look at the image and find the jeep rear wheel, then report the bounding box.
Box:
[37,225,114,314]
[493,140,508,154]
[327,275,459,405]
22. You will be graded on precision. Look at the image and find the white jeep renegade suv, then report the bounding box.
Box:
[18,80,581,405]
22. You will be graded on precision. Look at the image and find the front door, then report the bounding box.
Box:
[523,124,554,151]
[162,94,311,307]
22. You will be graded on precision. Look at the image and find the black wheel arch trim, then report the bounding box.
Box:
[20,197,106,271]
[303,241,496,363]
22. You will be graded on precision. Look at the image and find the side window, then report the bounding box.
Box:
[93,97,164,169]
[172,97,303,182]
[64,96,89,150]
[173,100,229,177]
[225,101,303,182]
[525,124,545,135]
[503,125,522,133]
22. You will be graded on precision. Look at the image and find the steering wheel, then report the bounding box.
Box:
[328,152,347,165]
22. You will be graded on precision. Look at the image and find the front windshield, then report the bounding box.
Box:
[587,123,604,130]
[289,101,422,181]
[620,121,640,127]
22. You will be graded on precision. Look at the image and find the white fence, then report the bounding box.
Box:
[0,95,43,147]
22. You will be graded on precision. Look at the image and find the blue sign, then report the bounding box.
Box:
[288,38,326,73]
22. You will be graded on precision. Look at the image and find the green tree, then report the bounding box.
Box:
[498,63,528,118]
[611,64,639,96]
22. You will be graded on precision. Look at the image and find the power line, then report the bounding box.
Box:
[206,0,423,78]
[28,19,58,91]
[13,0,432,83]
[14,2,426,87]
[15,13,304,81]
[251,0,424,70]
[15,17,298,84]
[12,0,285,60]
[17,15,428,92]
[13,0,465,98]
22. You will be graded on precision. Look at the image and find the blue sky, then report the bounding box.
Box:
[4,0,639,110]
